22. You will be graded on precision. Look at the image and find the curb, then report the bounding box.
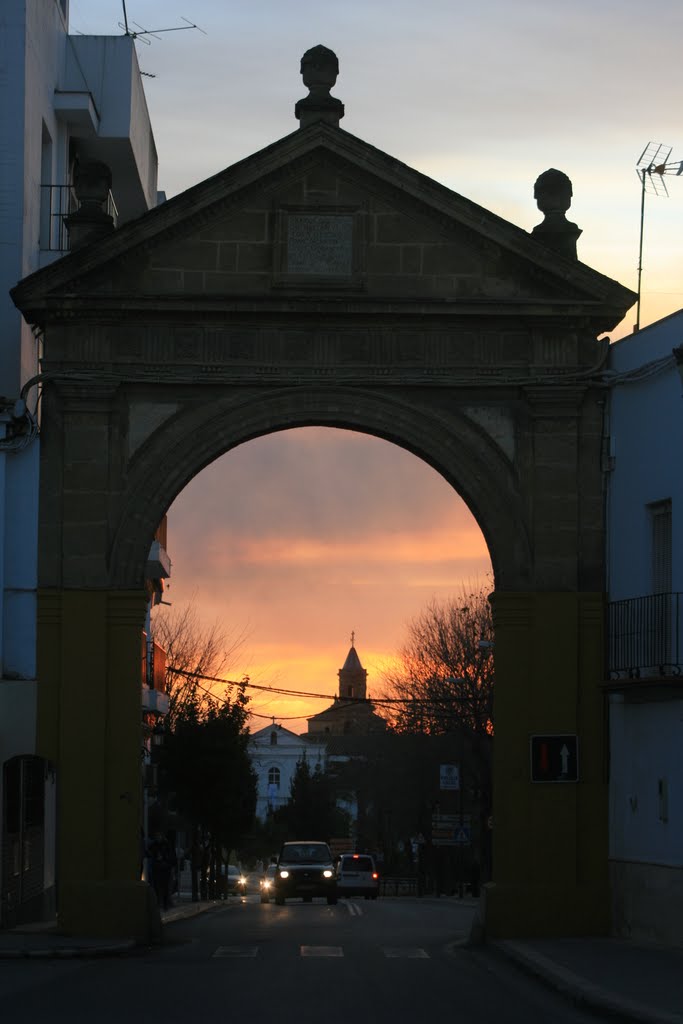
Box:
[493,940,683,1024]
[0,897,232,959]
[0,939,136,960]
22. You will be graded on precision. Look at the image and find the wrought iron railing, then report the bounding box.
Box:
[607,592,682,677]
[39,184,119,252]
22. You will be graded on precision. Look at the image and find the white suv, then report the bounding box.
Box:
[336,853,380,899]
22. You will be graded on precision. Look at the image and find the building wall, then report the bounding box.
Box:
[249,726,326,822]
[609,697,682,864]
[0,0,160,929]
[608,312,683,599]
[607,310,683,946]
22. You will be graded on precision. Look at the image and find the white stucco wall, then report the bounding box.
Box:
[606,310,683,945]
[609,696,682,864]
[249,725,327,822]
[607,311,683,600]
[65,35,158,216]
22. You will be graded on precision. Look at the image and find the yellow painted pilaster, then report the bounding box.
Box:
[37,588,160,941]
[483,591,609,937]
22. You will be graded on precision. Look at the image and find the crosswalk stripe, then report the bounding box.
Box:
[300,945,344,957]
[212,946,259,957]
[210,944,432,959]
[382,947,430,958]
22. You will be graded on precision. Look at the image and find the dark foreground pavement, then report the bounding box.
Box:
[1,897,681,1024]
[491,937,683,1024]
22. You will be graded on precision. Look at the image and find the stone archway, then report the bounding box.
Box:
[12,91,635,938]
[113,386,530,591]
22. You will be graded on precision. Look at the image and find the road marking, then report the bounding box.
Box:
[212,946,259,957]
[300,945,344,957]
[382,947,430,958]
[345,900,363,917]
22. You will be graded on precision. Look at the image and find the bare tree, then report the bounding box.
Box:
[381,583,494,738]
[381,582,495,883]
[150,602,249,728]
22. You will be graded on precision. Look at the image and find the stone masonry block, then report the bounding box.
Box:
[183,271,205,292]
[375,212,437,244]
[62,491,110,523]
[200,210,268,242]
[63,427,109,463]
[304,170,338,197]
[401,246,422,274]
[237,243,272,273]
[422,244,477,276]
[152,241,218,272]
[366,246,401,275]
[145,269,183,292]
[218,244,238,272]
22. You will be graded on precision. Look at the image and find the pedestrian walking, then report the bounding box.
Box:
[148,831,174,910]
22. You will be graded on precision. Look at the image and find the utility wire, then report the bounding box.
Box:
[167,665,486,706]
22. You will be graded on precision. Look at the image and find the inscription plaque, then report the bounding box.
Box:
[287,214,353,276]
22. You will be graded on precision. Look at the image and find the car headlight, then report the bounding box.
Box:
[279,869,289,879]
[262,879,271,890]
[239,876,247,886]
[323,869,333,878]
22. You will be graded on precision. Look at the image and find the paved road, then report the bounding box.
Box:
[0,897,613,1023]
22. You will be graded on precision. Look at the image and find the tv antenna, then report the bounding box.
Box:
[635,142,683,330]
[119,1,205,46]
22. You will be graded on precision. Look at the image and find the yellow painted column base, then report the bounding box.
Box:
[482,881,610,939]
[58,880,161,943]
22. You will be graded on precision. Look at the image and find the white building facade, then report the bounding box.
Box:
[249,724,327,822]
[0,0,161,926]
[606,310,683,946]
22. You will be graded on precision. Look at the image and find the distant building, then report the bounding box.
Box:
[307,637,387,737]
[249,724,327,822]
[605,309,683,946]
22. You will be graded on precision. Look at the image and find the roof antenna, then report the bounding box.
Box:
[635,142,682,331]
[119,1,206,46]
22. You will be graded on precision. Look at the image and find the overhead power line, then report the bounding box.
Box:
[167,665,486,706]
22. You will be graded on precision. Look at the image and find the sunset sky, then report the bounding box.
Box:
[70,2,683,731]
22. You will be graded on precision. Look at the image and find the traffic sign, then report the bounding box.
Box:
[431,815,471,846]
[440,763,460,790]
[530,735,579,782]
[453,826,471,845]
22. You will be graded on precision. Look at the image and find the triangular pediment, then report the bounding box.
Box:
[12,123,635,330]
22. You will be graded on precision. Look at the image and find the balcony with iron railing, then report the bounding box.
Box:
[607,592,682,679]
[39,184,119,253]
[141,635,169,715]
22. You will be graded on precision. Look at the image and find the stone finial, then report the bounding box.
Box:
[295,45,345,128]
[531,168,582,260]
[64,159,115,250]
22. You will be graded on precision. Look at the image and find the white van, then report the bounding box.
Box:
[336,853,379,899]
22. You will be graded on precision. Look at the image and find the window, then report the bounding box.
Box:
[649,500,673,667]
[650,500,672,595]
[270,731,277,745]
[39,122,53,249]
[267,767,280,789]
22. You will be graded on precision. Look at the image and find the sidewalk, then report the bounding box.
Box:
[0,894,222,959]
[491,936,683,1024]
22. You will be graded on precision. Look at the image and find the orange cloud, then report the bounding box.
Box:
[223,525,489,568]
